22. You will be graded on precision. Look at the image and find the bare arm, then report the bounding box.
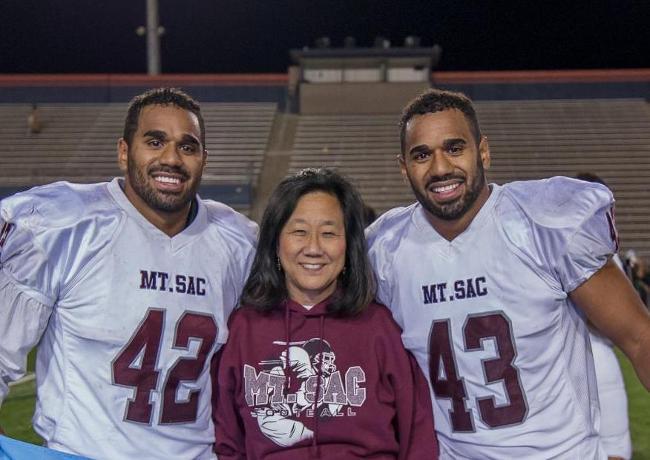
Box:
[570,258,650,390]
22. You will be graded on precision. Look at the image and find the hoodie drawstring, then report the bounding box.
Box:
[310,314,325,457]
[282,299,328,458]
[283,304,291,396]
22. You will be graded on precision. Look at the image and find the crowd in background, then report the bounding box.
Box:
[624,251,650,307]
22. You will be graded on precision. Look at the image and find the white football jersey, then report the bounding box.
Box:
[367,177,617,460]
[0,179,257,460]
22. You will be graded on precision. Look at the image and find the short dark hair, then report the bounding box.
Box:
[122,87,206,148]
[241,168,375,317]
[575,172,606,186]
[399,88,481,153]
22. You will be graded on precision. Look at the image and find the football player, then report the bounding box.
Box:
[366,88,650,459]
[0,88,257,459]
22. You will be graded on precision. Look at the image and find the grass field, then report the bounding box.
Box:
[0,379,41,444]
[1,351,648,457]
[0,350,41,444]
[618,350,650,460]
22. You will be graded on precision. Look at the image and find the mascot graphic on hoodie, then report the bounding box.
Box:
[243,338,367,447]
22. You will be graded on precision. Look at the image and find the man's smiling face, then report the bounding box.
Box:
[119,104,206,216]
[401,109,490,225]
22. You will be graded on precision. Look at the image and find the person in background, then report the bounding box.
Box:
[0,88,257,459]
[626,251,650,307]
[575,172,632,460]
[214,168,437,459]
[27,103,42,134]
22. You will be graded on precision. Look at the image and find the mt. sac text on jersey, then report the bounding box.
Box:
[422,276,488,304]
[140,269,207,296]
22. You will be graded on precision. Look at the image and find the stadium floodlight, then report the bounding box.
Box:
[314,36,331,49]
[404,35,421,48]
[343,36,357,48]
[373,36,391,49]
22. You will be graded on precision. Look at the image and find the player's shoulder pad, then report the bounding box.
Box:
[202,199,258,247]
[498,176,614,230]
[365,204,416,251]
[495,177,615,287]
[1,181,119,230]
[0,181,121,302]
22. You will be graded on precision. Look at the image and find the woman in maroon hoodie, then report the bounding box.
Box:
[214,168,437,459]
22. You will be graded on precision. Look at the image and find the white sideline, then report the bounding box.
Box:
[8,373,35,387]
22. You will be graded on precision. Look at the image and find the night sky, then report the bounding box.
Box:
[1,0,648,74]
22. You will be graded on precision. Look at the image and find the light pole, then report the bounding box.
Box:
[136,0,163,75]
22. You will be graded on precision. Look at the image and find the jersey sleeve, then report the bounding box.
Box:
[0,183,120,405]
[366,236,392,306]
[204,201,258,332]
[224,208,257,311]
[499,177,618,293]
[366,206,412,306]
[1,196,61,396]
[560,197,617,292]
[0,204,58,305]
[0,272,52,406]
[1,183,121,304]
[229,212,258,303]
[0,189,70,400]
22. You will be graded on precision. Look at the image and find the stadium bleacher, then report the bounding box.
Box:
[0,102,277,214]
[0,75,648,256]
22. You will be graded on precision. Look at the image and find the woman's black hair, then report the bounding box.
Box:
[241,168,375,316]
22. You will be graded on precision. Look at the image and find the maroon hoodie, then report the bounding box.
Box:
[214,298,438,459]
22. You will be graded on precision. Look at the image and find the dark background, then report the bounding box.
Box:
[1,0,648,74]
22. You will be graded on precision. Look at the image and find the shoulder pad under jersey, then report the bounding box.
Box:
[202,199,257,307]
[202,199,258,248]
[496,176,616,292]
[366,204,418,306]
[366,204,416,251]
[0,181,122,304]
